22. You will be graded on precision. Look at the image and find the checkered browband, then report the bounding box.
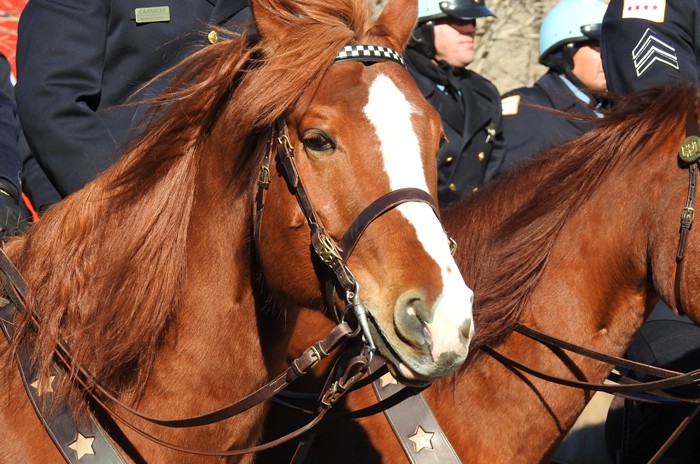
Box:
[333,45,405,68]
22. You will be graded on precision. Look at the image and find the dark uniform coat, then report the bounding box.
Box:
[601,0,700,93]
[16,0,250,198]
[405,52,505,206]
[0,54,20,198]
[500,71,598,172]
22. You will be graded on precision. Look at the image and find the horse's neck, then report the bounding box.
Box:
[429,172,654,462]
[121,159,282,460]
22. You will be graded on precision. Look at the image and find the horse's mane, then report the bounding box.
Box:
[449,83,697,356]
[4,0,374,410]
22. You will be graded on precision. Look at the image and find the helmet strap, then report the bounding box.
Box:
[408,21,437,59]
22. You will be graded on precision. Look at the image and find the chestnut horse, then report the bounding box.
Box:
[0,0,475,462]
[260,83,700,463]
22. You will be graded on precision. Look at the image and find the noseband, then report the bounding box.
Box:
[254,43,444,361]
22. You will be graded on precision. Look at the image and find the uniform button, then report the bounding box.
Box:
[444,156,454,166]
[448,183,457,192]
[477,151,485,161]
[472,187,479,193]
[208,30,219,44]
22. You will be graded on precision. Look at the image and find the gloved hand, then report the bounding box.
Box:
[0,181,26,239]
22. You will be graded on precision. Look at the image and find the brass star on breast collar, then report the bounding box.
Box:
[379,371,398,388]
[30,375,56,396]
[408,425,435,452]
[68,433,96,460]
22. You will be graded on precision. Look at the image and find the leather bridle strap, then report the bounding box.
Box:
[674,100,700,316]
[322,187,441,320]
[338,187,439,258]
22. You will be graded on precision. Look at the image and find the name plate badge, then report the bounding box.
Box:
[135,6,170,24]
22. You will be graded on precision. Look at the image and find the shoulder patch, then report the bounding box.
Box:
[622,0,666,23]
[501,95,520,116]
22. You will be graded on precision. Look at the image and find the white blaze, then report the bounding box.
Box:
[362,74,475,360]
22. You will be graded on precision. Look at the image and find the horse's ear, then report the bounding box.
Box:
[250,0,290,47]
[372,0,418,51]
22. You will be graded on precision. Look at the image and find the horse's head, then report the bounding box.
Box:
[252,0,474,383]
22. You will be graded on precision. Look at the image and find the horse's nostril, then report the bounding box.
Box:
[394,291,433,350]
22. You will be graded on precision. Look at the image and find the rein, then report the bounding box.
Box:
[0,249,357,458]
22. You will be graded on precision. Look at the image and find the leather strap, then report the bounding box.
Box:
[338,187,439,258]
[485,323,700,464]
[1,301,127,464]
[483,323,700,398]
[0,246,361,457]
[368,358,461,464]
[674,100,700,316]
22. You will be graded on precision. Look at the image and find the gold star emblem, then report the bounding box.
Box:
[68,433,95,460]
[408,425,435,452]
[379,371,398,388]
[30,375,56,396]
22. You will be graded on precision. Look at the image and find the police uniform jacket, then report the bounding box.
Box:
[500,71,598,172]
[602,0,700,94]
[15,0,250,198]
[0,53,20,199]
[404,50,505,206]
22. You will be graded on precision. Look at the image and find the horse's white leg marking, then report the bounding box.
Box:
[363,74,475,362]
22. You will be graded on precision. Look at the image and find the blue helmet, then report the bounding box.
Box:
[538,0,608,66]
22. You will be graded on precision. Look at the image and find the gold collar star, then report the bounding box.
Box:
[30,375,56,396]
[68,433,95,460]
[408,425,435,452]
[379,371,398,388]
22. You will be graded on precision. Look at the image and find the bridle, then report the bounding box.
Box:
[0,43,447,462]
[254,44,446,368]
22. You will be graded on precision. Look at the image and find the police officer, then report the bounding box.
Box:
[405,0,505,206]
[602,0,699,94]
[15,0,251,199]
[500,0,608,172]
[602,2,700,461]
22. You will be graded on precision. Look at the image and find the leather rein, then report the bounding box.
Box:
[0,43,447,461]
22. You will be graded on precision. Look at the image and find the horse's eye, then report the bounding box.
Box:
[302,130,335,152]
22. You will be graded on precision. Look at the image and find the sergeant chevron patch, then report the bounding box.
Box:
[632,28,678,77]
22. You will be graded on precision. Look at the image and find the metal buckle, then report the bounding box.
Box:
[682,206,695,223]
[305,345,321,369]
[314,233,342,265]
[278,134,293,153]
[448,236,457,255]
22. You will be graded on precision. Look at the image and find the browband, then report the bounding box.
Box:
[334,44,405,68]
